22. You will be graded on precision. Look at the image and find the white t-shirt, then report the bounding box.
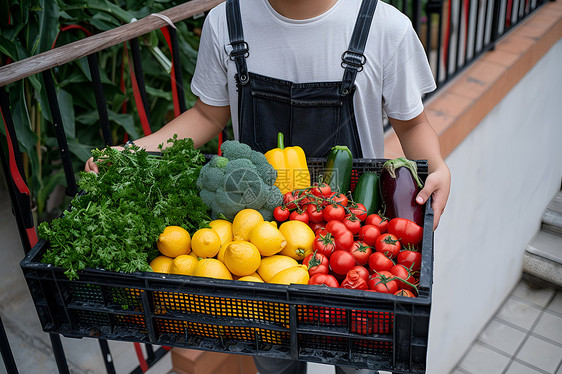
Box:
[191,0,436,158]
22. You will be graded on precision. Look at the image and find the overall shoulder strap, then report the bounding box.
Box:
[226,0,250,85]
[340,0,378,96]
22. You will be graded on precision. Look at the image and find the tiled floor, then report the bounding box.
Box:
[452,280,562,374]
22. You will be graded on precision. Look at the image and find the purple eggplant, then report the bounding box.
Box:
[380,157,425,226]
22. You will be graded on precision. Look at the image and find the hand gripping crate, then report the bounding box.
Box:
[20,158,434,374]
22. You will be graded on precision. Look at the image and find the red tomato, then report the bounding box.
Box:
[303,252,330,276]
[306,204,325,223]
[326,220,354,251]
[350,310,392,335]
[357,225,381,246]
[308,221,326,234]
[374,234,401,259]
[341,269,368,290]
[397,249,422,271]
[343,215,361,235]
[329,250,356,275]
[389,264,416,292]
[323,204,346,222]
[368,271,399,294]
[394,289,416,297]
[315,227,328,236]
[368,252,395,272]
[348,241,372,266]
[283,192,298,210]
[330,193,348,207]
[290,211,309,225]
[387,218,423,247]
[365,214,388,233]
[349,203,367,222]
[351,266,370,281]
[311,183,332,198]
[313,233,336,258]
[308,273,340,288]
[273,206,290,222]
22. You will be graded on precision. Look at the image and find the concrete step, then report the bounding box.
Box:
[542,190,562,235]
[523,190,562,289]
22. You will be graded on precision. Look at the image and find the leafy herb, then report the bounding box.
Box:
[38,136,210,280]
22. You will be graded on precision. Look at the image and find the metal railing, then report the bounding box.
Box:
[0,1,550,373]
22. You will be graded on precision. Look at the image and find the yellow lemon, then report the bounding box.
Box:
[257,255,298,283]
[269,265,310,285]
[223,241,261,277]
[189,252,200,260]
[232,209,264,241]
[237,273,264,282]
[278,220,315,261]
[192,259,233,280]
[156,226,191,258]
[171,255,199,276]
[249,221,287,256]
[150,255,174,273]
[209,219,233,246]
[191,228,222,258]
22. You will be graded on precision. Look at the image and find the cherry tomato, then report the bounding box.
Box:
[374,233,401,259]
[365,214,388,233]
[357,224,381,246]
[323,204,346,222]
[306,204,325,223]
[349,203,367,222]
[351,265,370,281]
[326,220,354,251]
[329,250,356,275]
[315,227,328,236]
[368,270,399,294]
[330,193,348,207]
[273,206,290,222]
[313,233,336,258]
[308,273,340,288]
[394,289,416,297]
[343,215,361,235]
[311,183,332,198]
[389,264,416,292]
[341,269,368,290]
[290,211,309,225]
[308,221,326,234]
[387,218,423,247]
[368,252,395,272]
[303,252,330,276]
[397,248,422,271]
[283,192,298,210]
[348,241,372,266]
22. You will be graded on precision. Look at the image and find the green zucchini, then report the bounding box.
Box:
[352,171,382,216]
[323,145,353,194]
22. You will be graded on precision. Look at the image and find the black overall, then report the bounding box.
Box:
[226,0,378,158]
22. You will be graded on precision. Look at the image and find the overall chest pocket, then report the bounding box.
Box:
[249,80,343,157]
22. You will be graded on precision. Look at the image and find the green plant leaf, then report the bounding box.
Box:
[0,35,19,60]
[9,82,38,154]
[68,140,95,162]
[107,109,140,139]
[57,88,76,139]
[37,0,60,54]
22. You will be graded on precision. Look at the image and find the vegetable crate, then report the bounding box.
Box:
[20,159,433,374]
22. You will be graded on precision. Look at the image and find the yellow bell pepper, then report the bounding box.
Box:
[264,133,310,194]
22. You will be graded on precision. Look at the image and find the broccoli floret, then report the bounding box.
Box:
[215,187,246,220]
[199,189,219,216]
[197,161,226,192]
[221,140,253,161]
[263,185,283,211]
[209,155,229,168]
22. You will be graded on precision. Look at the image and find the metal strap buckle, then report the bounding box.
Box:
[229,41,249,60]
[341,50,366,72]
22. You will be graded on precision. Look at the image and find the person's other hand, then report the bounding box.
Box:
[415,164,450,230]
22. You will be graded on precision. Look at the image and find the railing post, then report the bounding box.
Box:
[490,0,503,49]
[0,315,19,374]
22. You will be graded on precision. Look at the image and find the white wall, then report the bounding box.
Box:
[426,38,562,373]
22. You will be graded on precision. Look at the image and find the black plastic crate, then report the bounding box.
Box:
[20,158,434,373]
